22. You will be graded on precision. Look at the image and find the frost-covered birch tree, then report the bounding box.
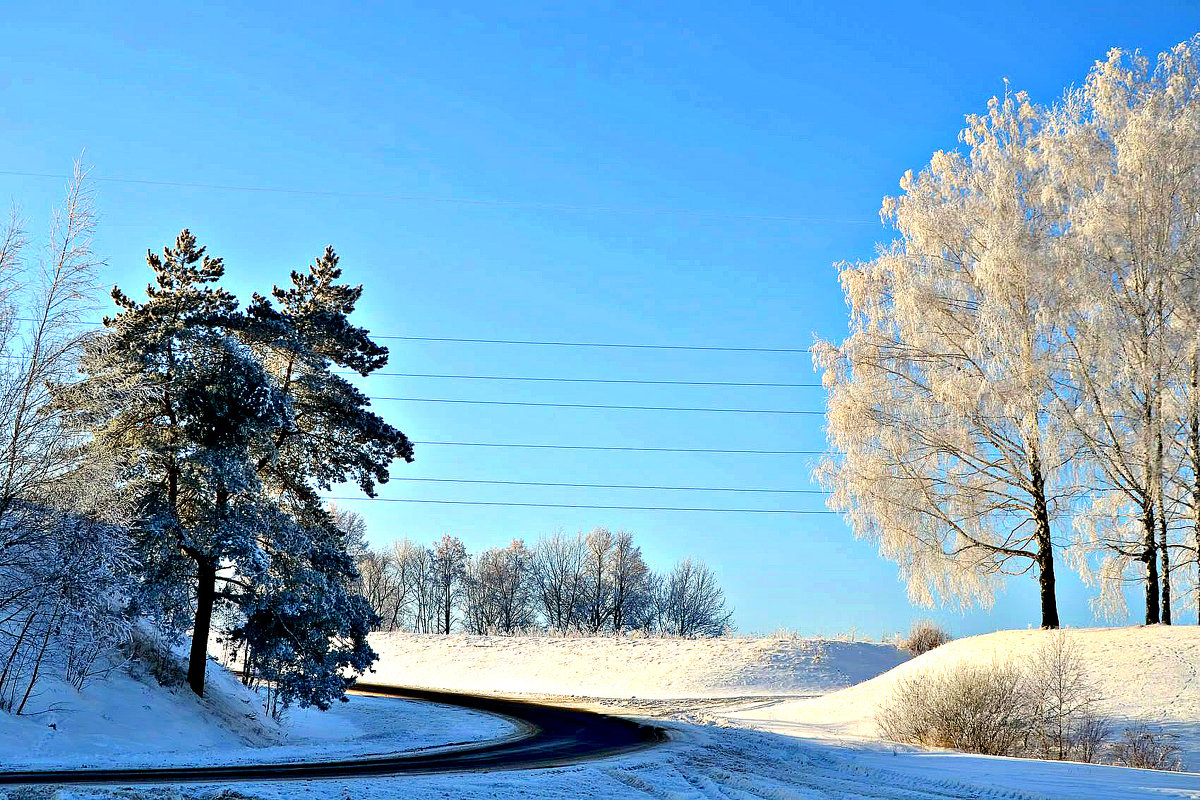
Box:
[1052,41,1200,625]
[815,90,1074,628]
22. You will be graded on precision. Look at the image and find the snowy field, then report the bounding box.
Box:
[367,631,909,697]
[5,715,1198,800]
[2,628,1198,799]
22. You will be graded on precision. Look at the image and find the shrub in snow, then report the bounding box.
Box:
[901,621,951,656]
[876,660,1028,756]
[1023,631,1106,762]
[1110,725,1183,771]
[124,621,186,689]
[877,631,1186,770]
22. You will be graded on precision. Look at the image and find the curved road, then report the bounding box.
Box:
[0,683,667,787]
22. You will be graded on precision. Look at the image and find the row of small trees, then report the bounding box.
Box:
[355,528,734,637]
[818,38,1200,628]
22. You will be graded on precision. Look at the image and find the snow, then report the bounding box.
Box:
[3,627,1198,799]
[10,719,1197,800]
[0,657,516,770]
[725,626,1200,767]
[366,631,910,698]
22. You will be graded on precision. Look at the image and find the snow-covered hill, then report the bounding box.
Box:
[728,626,1200,768]
[367,632,909,698]
[0,653,514,770]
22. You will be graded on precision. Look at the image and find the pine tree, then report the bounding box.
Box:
[62,230,284,696]
[227,245,412,707]
[63,234,412,704]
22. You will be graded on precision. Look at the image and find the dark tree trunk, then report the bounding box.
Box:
[188,559,217,697]
[1142,505,1161,625]
[1029,455,1059,629]
[1035,518,1059,630]
[1159,512,1172,625]
[1155,409,1172,625]
[1194,353,1200,626]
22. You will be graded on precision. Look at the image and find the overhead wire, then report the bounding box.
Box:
[0,169,879,226]
[388,477,828,493]
[369,396,824,414]
[324,497,838,514]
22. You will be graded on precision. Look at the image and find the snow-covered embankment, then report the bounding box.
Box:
[367,632,909,698]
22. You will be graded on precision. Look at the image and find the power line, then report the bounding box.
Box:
[12,318,812,354]
[0,169,878,225]
[370,396,824,414]
[389,477,828,493]
[353,372,822,388]
[325,496,838,514]
[413,441,824,454]
[369,335,811,353]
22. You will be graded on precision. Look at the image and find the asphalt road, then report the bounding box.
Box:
[0,683,667,787]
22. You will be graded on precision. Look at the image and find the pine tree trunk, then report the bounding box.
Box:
[188,559,217,697]
[1192,352,1200,626]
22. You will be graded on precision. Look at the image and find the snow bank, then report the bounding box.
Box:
[0,654,515,770]
[729,626,1200,768]
[367,632,909,698]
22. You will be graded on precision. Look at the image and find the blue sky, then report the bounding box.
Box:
[3,2,1198,636]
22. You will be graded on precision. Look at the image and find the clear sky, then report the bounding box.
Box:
[3,2,1198,636]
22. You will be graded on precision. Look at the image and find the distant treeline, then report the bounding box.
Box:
[354,528,733,638]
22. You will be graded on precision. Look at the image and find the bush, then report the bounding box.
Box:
[876,660,1028,755]
[877,632,1183,771]
[123,622,186,688]
[1110,725,1183,771]
[1024,631,1107,762]
[902,620,951,655]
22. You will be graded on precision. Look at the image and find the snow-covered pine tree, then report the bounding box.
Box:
[226,245,412,708]
[61,230,286,698]
[64,234,412,706]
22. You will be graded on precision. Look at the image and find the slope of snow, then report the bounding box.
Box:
[0,657,516,770]
[728,626,1200,769]
[367,632,909,698]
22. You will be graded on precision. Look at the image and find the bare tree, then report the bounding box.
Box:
[431,534,466,634]
[582,528,614,634]
[532,531,586,634]
[654,559,733,637]
[608,531,649,632]
[491,539,534,634]
[0,164,131,713]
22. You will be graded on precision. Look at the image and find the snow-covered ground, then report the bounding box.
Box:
[8,716,1198,800]
[0,658,516,770]
[367,631,909,697]
[726,626,1200,767]
[3,628,1198,799]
